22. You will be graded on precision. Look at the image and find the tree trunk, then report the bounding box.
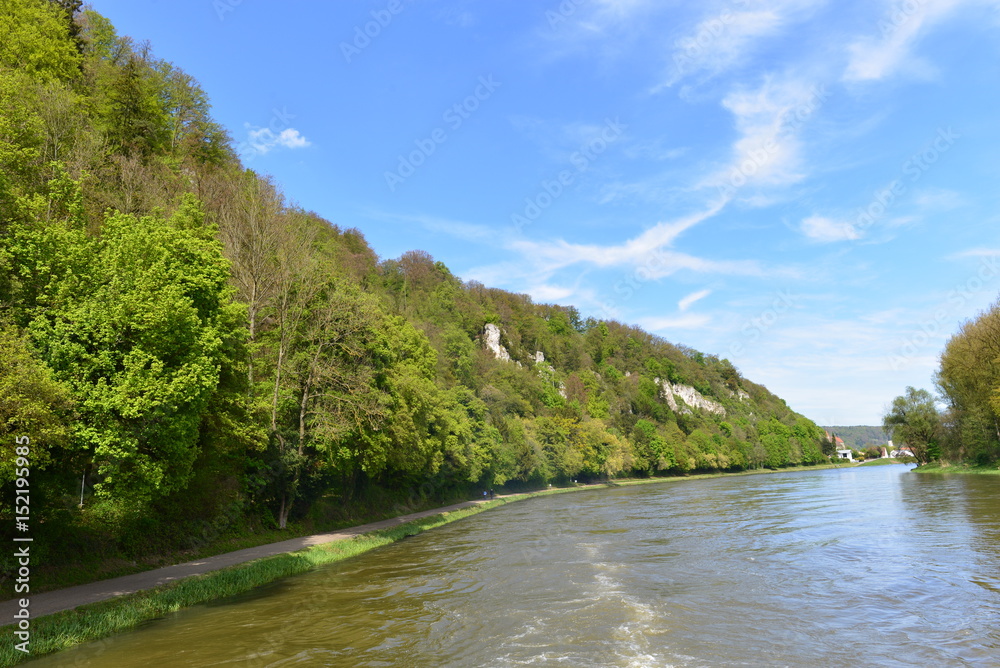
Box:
[277,491,288,530]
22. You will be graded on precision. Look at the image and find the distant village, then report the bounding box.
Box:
[825,431,914,462]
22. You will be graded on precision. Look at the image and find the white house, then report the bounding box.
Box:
[836,449,854,461]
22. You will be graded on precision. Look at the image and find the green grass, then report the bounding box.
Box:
[857,458,911,466]
[0,501,503,667]
[911,461,1000,474]
[27,488,492,594]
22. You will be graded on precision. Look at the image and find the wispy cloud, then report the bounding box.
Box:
[679,288,712,311]
[842,0,969,82]
[408,215,497,243]
[510,201,726,271]
[721,311,939,423]
[699,76,828,196]
[663,0,825,87]
[364,210,497,243]
[640,313,713,331]
[800,215,861,242]
[534,0,661,61]
[574,0,660,33]
[913,188,964,211]
[948,247,1000,259]
[529,282,577,301]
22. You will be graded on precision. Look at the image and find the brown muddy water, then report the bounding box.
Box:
[31,465,1000,666]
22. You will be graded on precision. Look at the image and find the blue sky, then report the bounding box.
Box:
[95,0,1000,425]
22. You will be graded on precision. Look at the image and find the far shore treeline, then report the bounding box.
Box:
[0,1,873,583]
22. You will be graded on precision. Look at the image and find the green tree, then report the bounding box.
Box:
[0,0,82,82]
[0,71,47,207]
[883,387,942,464]
[0,325,74,484]
[28,203,240,508]
[937,302,1000,463]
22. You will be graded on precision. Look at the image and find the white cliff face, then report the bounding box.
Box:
[483,323,511,362]
[673,383,726,415]
[654,377,682,412]
[532,351,545,363]
[655,378,726,416]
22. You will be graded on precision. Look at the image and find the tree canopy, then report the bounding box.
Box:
[883,387,942,464]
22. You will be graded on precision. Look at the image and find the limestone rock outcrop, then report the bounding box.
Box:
[483,323,511,362]
[654,378,726,416]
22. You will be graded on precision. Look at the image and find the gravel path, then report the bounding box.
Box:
[1,498,495,623]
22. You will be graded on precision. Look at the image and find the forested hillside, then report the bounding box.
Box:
[0,1,830,574]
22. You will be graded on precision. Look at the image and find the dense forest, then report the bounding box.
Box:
[885,299,1000,467]
[0,1,833,578]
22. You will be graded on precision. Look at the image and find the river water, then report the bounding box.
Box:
[32,465,1000,667]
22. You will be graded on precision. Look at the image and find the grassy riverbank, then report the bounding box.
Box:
[856,458,915,466]
[911,461,1000,474]
[0,462,850,666]
[25,486,480,595]
[0,501,507,667]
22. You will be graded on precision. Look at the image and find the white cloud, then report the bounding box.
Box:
[640,313,713,331]
[624,139,688,161]
[410,215,495,243]
[679,288,712,311]
[576,0,659,31]
[535,0,661,61]
[243,125,311,156]
[721,312,939,424]
[948,247,1000,259]
[842,0,968,82]
[529,283,577,301]
[699,76,829,195]
[800,215,861,242]
[663,1,824,87]
[510,201,725,271]
[913,188,964,211]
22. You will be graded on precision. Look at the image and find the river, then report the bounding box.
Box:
[31,465,1000,667]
